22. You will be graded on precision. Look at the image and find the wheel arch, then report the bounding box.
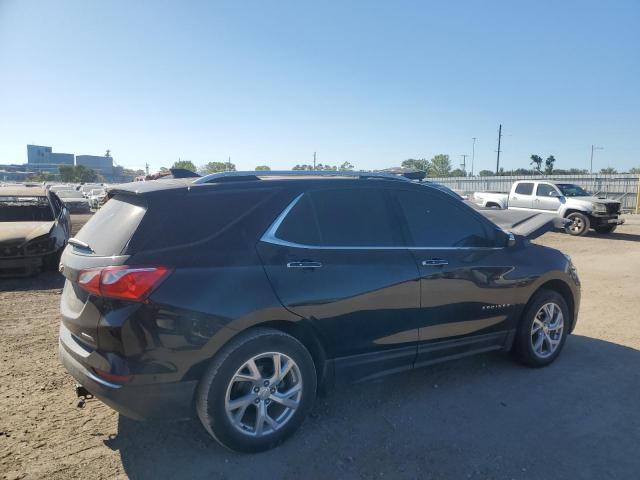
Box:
[186,319,329,389]
[525,279,576,332]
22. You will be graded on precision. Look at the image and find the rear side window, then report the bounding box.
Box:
[74,195,146,256]
[514,182,534,195]
[276,188,401,247]
[128,188,276,252]
[395,189,493,248]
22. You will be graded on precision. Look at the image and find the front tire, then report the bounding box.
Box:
[594,224,617,234]
[196,328,317,453]
[565,212,590,236]
[513,289,569,367]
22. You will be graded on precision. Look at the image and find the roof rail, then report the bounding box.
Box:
[194,170,412,184]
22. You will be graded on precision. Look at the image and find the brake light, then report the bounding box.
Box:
[77,266,171,301]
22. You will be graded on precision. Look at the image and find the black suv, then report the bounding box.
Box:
[59,172,580,452]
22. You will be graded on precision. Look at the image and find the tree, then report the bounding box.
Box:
[255,165,271,171]
[450,168,466,177]
[544,155,556,174]
[339,161,354,171]
[58,165,99,182]
[59,165,76,182]
[292,164,313,170]
[479,170,494,177]
[159,167,170,173]
[530,155,543,173]
[600,167,618,174]
[202,161,236,174]
[401,158,431,173]
[429,154,451,177]
[629,167,640,174]
[172,160,197,172]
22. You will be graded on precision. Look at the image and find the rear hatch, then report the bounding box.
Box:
[59,195,147,347]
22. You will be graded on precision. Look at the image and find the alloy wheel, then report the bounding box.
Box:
[224,352,303,437]
[530,302,564,358]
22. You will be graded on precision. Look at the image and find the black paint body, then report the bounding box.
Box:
[59,177,580,420]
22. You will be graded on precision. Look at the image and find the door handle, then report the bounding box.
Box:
[287,261,323,269]
[421,258,448,267]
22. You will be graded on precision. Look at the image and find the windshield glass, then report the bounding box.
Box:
[0,196,54,222]
[556,184,590,197]
[57,191,84,199]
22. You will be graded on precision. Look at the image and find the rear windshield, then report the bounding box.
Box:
[74,195,147,256]
[0,196,54,222]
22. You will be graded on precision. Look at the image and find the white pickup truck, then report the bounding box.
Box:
[471,180,624,236]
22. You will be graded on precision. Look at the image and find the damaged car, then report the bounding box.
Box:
[0,186,70,276]
[59,171,580,452]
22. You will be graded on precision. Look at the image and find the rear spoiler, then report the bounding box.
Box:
[472,205,569,239]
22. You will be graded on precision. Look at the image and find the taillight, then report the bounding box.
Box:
[77,266,171,302]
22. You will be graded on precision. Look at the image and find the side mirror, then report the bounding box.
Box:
[549,191,561,197]
[507,232,516,248]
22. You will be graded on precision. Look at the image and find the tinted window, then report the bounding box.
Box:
[75,195,146,256]
[129,188,276,252]
[536,183,558,197]
[276,188,401,246]
[395,189,493,247]
[276,194,321,245]
[514,182,534,195]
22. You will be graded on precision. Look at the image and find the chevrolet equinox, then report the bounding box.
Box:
[59,171,580,452]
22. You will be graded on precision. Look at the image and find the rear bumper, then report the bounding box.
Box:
[59,325,196,421]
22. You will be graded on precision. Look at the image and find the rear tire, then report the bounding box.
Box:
[565,212,590,236]
[196,328,317,453]
[594,224,617,234]
[513,289,569,368]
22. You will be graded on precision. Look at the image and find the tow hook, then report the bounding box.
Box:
[75,384,94,408]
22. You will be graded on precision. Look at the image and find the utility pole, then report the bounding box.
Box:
[227,156,232,171]
[460,154,468,175]
[471,137,476,176]
[145,163,149,175]
[313,152,317,169]
[590,145,603,174]
[495,124,502,174]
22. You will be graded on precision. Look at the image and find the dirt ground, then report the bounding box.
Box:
[1,215,639,480]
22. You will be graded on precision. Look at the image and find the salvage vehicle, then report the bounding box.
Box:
[0,185,70,276]
[56,190,92,214]
[59,171,580,452]
[471,180,624,235]
[88,188,107,209]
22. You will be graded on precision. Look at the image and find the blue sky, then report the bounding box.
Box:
[0,0,638,173]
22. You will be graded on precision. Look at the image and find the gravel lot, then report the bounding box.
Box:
[1,214,639,480]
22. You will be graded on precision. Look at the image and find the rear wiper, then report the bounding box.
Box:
[68,237,94,253]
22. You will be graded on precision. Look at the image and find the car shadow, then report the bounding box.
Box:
[585,231,640,242]
[108,335,640,480]
[0,271,65,292]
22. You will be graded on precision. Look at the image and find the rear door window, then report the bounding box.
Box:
[275,187,402,247]
[394,188,494,248]
[514,182,534,195]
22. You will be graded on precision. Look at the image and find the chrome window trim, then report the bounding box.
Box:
[260,193,505,251]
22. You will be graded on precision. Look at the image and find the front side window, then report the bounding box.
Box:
[275,188,401,247]
[394,189,494,248]
[536,183,559,197]
[514,182,534,195]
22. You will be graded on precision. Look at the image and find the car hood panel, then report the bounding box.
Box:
[0,221,55,244]
[476,209,568,240]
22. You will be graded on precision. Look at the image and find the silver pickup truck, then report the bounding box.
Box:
[471,180,624,236]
